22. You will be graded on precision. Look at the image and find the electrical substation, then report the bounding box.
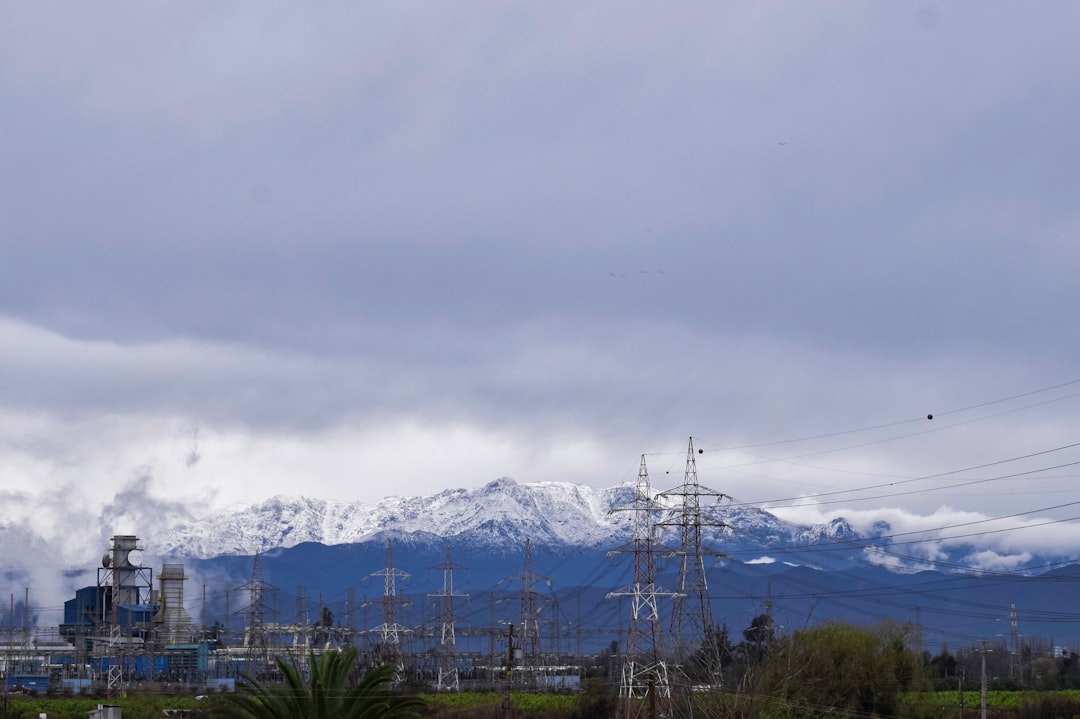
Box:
[1,441,737,705]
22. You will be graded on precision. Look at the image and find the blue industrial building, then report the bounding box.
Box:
[59,585,155,647]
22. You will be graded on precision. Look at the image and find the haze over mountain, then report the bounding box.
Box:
[4,476,1078,656]
[138,478,1080,655]
[151,477,1077,574]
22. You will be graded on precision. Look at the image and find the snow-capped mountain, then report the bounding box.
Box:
[155,478,633,558]
[152,477,858,562]
[124,478,1080,651]
[149,475,1076,578]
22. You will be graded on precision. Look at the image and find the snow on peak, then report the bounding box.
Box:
[152,479,633,559]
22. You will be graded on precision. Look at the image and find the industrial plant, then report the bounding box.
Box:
[0,442,727,704]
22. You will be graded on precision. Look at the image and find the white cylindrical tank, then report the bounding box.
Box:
[156,563,194,645]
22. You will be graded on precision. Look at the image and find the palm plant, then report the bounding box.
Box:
[223,649,424,719]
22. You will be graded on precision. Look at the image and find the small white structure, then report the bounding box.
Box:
[89,705,122,719]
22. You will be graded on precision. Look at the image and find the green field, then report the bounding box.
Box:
[9,690,1080,719]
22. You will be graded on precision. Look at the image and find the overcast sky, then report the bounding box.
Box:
[2,2,1080,568]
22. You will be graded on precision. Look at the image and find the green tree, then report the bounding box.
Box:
[571,678,617,719]
[740,613,775,664]
[222,650,424,719]
[750,620,926,719]
[1058,650,1080,689]
[930,644,958,688]
[684,624,736,682]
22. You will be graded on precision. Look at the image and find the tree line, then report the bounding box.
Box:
[6,617,1080,719]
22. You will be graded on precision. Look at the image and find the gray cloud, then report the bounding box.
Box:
[1,1,1079,572]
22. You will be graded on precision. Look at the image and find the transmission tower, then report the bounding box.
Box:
[366,540,411,674]
[1008,602,1022,679]
[428,549,467,691]
[658,437,730,678]
[295,585,310,649]
[607,455,674,718]
[345,587,357,648]
[507,538,550,688]
[548,595,562,657]
[234,552,278,677]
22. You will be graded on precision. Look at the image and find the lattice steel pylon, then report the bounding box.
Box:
[428,549,467,691]
[234,552,277,678]
[607,455,675,719]
[295,585,310,649]
[508,538,550,689]
[1008,602,1022,679]
[367,540,411,675]
[658,437,730,682]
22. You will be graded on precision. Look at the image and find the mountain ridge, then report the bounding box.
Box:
[152,477,993,574]
[40,477,1080,652]
[156,478,636,557]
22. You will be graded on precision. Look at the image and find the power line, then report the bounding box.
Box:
[701,377,1080,452]
[728,442,1080,509]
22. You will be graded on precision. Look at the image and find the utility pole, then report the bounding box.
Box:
[913,605,923,654]
[490,592,497,688]
[978,640,991,719]
[958,674,964,719]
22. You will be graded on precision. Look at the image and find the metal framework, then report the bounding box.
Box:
[607,455,674,718]
[517,538,543,686]
[366,540,411,675]
[233,552,278,678]
[429,550,467,691]
[97,535,154,696]
[658,437,730,680]
[1008,602,1022,679]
